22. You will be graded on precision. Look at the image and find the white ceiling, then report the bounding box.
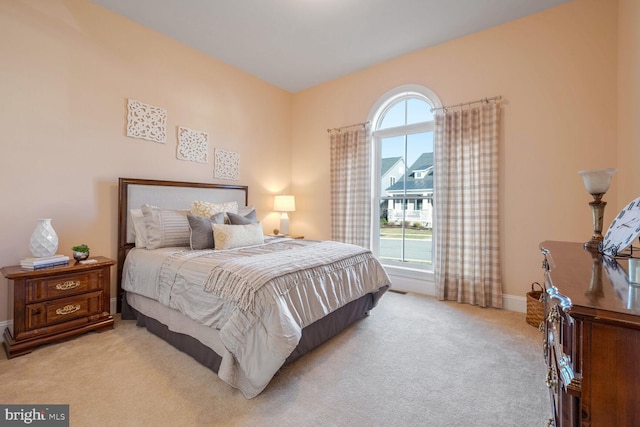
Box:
[89,0,571,93]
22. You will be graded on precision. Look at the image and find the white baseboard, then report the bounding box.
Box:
[388,272,526,313]
[0,319,11,345]
[502,294,526,313]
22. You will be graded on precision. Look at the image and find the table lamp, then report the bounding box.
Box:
[578,168,616,251]
[274,195,295,235]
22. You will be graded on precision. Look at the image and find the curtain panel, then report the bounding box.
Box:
[433,103,502,308]
[329,125,371,248]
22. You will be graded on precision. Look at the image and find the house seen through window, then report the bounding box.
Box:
[371,89,437,270]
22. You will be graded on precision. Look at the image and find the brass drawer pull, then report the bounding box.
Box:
[56,280,81,290]
[545,366,558,389]
[55,304,81,315]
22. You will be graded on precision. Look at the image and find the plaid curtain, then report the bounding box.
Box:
[433,103,502,308]
[329,124,371,248]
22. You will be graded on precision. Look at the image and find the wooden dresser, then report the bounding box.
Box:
[539,241,640,427]
[1,256,115,358]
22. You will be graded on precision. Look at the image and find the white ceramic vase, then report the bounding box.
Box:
[29,218,59,257]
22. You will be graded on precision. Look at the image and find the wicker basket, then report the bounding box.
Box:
[526,282,544,328]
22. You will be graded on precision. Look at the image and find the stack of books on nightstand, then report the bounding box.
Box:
[20,254,70,270]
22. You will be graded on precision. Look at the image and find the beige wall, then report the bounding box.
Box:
[618,0,640,205]
[0,0,292,322]
[291,0,619,299]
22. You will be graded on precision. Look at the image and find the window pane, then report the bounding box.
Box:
[379,131,434,267]
[378,199,433,266]
[402,218,433,266]
[378,100,406,129]
[406,98,433,125]
[379,200,405,263]
[380,135,405,196]
[406,132,433,178]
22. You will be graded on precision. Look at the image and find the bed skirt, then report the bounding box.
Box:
[121,285,388,373]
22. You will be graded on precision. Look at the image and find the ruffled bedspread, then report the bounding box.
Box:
[123,238,391,398]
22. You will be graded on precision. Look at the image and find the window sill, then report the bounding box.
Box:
[382,264,436,296]
[382,263,432,279]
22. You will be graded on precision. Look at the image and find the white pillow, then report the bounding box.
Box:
[213,222,264,250]
[130,209,148,248]
[191,200,238,218]
[141,204,191,250]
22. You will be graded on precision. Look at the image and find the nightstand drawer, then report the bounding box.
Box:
[26,291,104,329]
[25,270,103,303]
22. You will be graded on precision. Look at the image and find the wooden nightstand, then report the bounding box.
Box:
[1,256,116,358]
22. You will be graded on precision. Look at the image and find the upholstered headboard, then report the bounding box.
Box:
[116,177,248,312]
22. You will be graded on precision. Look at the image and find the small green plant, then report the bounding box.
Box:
[412,222,422,228]
[72,244,89,253]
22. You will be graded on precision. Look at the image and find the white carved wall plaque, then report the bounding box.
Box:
[126,99,167,143]
[214,149,240,181]
[177,126,209,163]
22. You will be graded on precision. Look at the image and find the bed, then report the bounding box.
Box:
[116,178,390,398]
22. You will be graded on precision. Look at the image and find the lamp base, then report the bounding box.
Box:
[280,212,290,235]
[584,199,606,252]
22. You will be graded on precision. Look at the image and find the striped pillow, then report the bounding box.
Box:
[141,204,191,249]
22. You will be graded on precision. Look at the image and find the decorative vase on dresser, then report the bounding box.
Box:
[1,256,116,358]
[539,241,640,427]
[29,218,58,257]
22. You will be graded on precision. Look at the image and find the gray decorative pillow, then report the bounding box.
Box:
[227,209,257,225]
[187,213,225,250]
[238,205,256,216]
[211,212,225,224]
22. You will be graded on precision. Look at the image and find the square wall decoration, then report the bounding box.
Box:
[214,149,240,181]
[177,126,209,163]
[126,99,167,143]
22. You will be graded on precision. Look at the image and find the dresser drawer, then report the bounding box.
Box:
[25,291,104,330]
[25,270,103,303]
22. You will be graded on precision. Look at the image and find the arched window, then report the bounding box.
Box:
[368,85,441,271]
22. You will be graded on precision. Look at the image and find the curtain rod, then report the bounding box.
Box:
[430,95,502,112]
[326,121,370,133]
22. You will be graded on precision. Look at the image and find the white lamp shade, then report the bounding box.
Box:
[578,168,617,194]
[274,195,296,212]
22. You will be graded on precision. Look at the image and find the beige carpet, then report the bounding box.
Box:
[0,292,549,426]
